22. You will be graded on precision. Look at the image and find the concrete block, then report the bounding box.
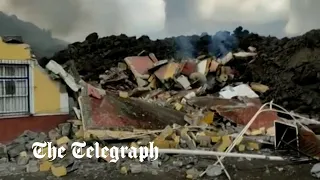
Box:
[217,135,231,152]
[56,136,70,146]
[59,123,71,137]
[40,161,52,172]
[120,166,128,174]
[119,91,129,98]
[211,136,221,143]
[196,135,211,147]
[26,160,39,173]
[237,144,246,152]
[130,164,142,174]
[48,129,61,142]
[201,111,214,124]
[17,151,29,165]
[174,103,183,111]
[51,164,67,177]
[159,125,174,139]
[247,142,260,151]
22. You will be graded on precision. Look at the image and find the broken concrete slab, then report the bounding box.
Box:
[209,60,220,72]
[124,56,156,81]
[148,60,168,72]
[175,75,191,90]
[78,92,186,140]
[154,62,183,89]
[45,60,80,92]
[188,96,278,130]
[217,52,233,65]
[86,83,106,99]
[99,66,128,84]
[189,72,207,86]
[197,58,211,75]
[181,61,197,76]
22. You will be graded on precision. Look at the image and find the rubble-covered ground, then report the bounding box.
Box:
[41,27,320,117]
[3,27,317,180]
[0,159,314,180]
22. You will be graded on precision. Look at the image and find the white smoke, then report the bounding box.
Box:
[0,0,319,42]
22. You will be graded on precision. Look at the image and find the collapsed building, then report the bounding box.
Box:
[1,27,320,178]
[0,36,69,142]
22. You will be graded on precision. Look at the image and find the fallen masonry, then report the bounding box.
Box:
[1,28,320,179]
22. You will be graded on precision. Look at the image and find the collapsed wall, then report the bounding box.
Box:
[41,27,320,117]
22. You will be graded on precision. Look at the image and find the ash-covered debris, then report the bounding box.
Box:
[5,26,315,179]
[40,26,320,118]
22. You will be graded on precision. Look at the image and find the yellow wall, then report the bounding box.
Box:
[33,67,61,114]
[0,37,66,115]
[0,37,31,60]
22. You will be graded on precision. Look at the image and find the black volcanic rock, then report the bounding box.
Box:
[45,27,320,117]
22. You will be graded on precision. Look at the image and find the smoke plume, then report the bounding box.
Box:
[0,0,320,42]
[4,0,90,37]
[285,0,320,36]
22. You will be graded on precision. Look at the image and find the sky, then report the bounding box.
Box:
[0,0,319,42]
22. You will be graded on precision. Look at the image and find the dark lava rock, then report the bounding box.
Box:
[238,29,320,117]
[42,27,320,117]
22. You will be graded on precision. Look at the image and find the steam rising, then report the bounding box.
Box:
[0,0,319,42]
[4,0,89,37]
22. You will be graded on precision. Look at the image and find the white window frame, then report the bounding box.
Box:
[0,59,34,117]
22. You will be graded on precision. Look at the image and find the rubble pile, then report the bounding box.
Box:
[41,27,320,117]
[3,27,320,179]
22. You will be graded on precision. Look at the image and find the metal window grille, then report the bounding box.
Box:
[0,63,30,116]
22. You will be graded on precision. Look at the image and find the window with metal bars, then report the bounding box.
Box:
[0,64,30,116]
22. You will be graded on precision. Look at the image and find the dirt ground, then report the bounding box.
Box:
[0,158,315,180]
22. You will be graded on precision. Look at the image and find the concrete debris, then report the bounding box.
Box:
[4,31,320,179]
[16,151,29,165]
[51,164,67,177]
[219,84,259,99]
[130,164,142,174]
[59,123,71,137]
[45,60,80,92]
[217,52,233,65]
[186,168,200,179]
[233,52,257,58]
[7,144,25,158]
[311,163,320,178]
[120,166,128,175]
[248,46,256,52]
[250,82,269,93]
[26,160,39,173]
[172,160,183,167]
[39,161,52,172]
[205,165,223,177]
[48,129,62,142]
[175,75,191,90]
